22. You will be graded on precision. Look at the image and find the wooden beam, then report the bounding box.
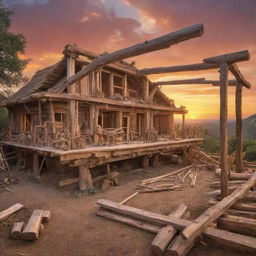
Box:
[217,215,256,237]
[219,62,229,198]
[181,171,256,240]
[10,221,24,240]
[65,24,204,87]
[140,62,219,75]
[152,78,206,86]
[0,203,24,221]
[96,199,194,230]
[229,63,251,89]
[204,50,250,64]
[151,203,188,256]
[235,82,243,173]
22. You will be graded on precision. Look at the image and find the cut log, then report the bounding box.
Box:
[59,177,79,187]
[203,50,250,64]
[210,180,245,189]
[205,186,239,196]
[152,78,205,86]
[140,62,219,75]
[64,24,204,87]
[151,203,188,256]
[101,179,111,191]
[79,166,93,191]
[217,215,256,237]
[42,210,51,223]
[181,171,256,241]
[226,209,256,219]
[0,203,24,221]
[229,63,251,89]
[22,209,43,241]
[10,221,24,240]
[203,227,256,254]
[232,202,256,212]
[152,154,160,168]
[97,199,193,229]
[229,172,252,180]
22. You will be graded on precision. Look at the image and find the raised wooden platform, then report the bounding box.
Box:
[2,138,202,168]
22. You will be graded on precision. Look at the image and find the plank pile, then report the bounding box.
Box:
[10,209,51,241]
[96,171,256,256]
[136,165,200,194]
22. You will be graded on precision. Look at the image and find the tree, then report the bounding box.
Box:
[0,0,28,96]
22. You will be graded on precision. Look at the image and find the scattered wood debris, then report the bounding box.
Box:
[96,171,256,256]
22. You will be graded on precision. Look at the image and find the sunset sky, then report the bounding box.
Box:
[3,0,256,120]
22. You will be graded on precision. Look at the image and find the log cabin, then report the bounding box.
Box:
[0,25,204,190]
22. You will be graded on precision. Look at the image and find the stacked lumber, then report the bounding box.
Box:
[8,209,52,241]
[96,171,256,256]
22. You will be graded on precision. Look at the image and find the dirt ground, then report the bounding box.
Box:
[0,163,249,256]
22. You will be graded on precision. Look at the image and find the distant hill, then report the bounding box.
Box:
[186,114,256,139]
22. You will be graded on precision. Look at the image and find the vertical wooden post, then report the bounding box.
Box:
[143,77,149,100]
[169,113,175,139]
[182,113,185,138]
[79,165,94,191]
[110,73,114,97]
[145,110,151,130]
[38,101,42,126]
[67,56,76,94]
[49,102,55,134]
[220,62,229,198]
[152,153,160,168]
[142,155,150,168]
[124,74,128,97]
[117,111,122,128]
[33,152,40,180]
[235,82,243,172]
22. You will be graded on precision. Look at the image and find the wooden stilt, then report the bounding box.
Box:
[142,155,150,168]
[219,62,229,198]
[182,113,185,138]
[235,82,243,172]
[33,152,40,180]
[152,154,160,168]
[79,165,94,191]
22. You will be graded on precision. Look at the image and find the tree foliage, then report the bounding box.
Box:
[0,0,28,95]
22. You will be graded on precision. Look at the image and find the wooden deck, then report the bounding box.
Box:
[2,138,202,167]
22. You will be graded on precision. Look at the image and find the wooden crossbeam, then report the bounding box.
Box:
[229,63,251,89]
[204,50,250,64]
[140,62,219,75]
[62,24,204,89]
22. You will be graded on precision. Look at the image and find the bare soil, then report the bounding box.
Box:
[0,163,247,256]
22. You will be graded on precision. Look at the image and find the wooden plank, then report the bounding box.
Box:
[22,209,43,240]
[0,203,24,221]
[203,227,256,254]
[235,82,244,172]
[217,215,256,237]
[229,63,251,89]
[181,171,256,241]
[204,50,250,64]
[96,199,194,230]
[152,78,205,86]
[226,209,256,219]
[64,24,204,87]
[229,172,252,180]
[219,62,229,197]
[120,192,139,205]
[59,177,79,187]
[140,63,219,75]
[151,203,188,256]
[10,221,24,240]
[42,210,51,223]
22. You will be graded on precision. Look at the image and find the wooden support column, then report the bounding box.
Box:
[235,82,243,172]
[124,74,128,97]
[142,77,149,100]
[117,111,122,128]
[89,104,95,133]
[220,62,229,197]
[145,109,151,130]
[38,101,42,126]
[152,154,160,168]
[32,152,40,180]
[182,113,185,138]
[49,102,55,134]
[110,73,114,97]
[169,113,175,139]
[79,165,94,191]
[67,56,76,94]
[142,155,150,168]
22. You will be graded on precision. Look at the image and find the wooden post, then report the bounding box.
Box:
[142,77,149,100]
[142,155,150,168]
[67,56,76,94]
[124,74,128,97]
[117,111,122,128]
[220,62,229,198]
[38,101,42,125]
[79,165,94,191]
[152,154,160,168]
[235,82,243,172]
[33,152,40,180]
[110,73,114,97]
[145,110,151,130]
[182,113,185,138]
[49,101,55,134]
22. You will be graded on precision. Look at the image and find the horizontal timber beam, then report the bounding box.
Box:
[63,24,204,88]
[204,50,250,64]
[140,62,219,75]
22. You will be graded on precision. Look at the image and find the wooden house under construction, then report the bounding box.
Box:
[0,24,207,190]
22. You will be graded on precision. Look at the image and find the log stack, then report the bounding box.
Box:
[96,171,256,256]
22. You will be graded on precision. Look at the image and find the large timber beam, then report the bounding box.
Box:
[229,63,251,89]
[64,24,204,88]
[140,62,219,75]
[203,50,250,64]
